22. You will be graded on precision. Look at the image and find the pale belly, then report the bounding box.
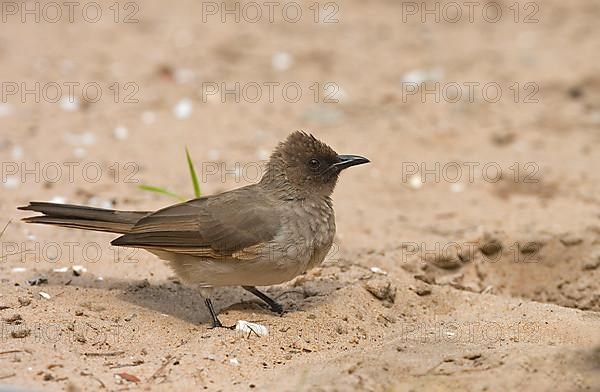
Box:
[149,201,336,287]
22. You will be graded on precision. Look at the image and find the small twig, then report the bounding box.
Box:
[150,355,174,382]
[92,334,108,348]
[109,360,144,369]
[80,371,106,389]
[246,325,260,338]
[0,373,16,380]
[0,249,30,261]
[84,351,125,357]
[0,219,11,238]
[0,220,13,261]
[0,350,31,355]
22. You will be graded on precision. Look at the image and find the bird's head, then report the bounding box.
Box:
[262,131,369,198]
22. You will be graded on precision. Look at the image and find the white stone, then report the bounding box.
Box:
[3,177,19,189]
[370,267,387,275]
[408,176,423,189]
[450,183,464,193]
[272,52,293,71]
[11,146,23,159]
[59,96,80,112]
[113,126,129,140]
[0,103,13,117]
[141,111,157,125]
[39,291,51,300]
[235,320,269,337]
[50,196,67,204]
[174,99,193,119]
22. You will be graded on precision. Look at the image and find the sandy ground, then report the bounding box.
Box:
[1,0,600,390]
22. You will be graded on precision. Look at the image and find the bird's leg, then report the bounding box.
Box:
[204,298,233,329]
[242,286,284,314]
[199,287,233,329]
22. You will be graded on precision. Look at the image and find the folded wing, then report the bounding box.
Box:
[111,186,280,260]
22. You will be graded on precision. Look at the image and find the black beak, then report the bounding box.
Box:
[333,154,370,171]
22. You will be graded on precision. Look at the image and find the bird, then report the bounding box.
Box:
[18,131,369,328]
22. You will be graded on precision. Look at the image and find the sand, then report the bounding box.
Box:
[0,0,599,390]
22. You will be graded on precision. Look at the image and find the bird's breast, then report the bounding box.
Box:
[276,198,336,273]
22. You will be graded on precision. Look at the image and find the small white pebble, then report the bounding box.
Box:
[0,103,13,117]
[39,291,51,300]
[73,147,86,158]
[204,354,216,361]
[370,267,387,275]
[207,149,220,161]
[50,196,66,204]
[87,197,113,209]
[235,320,269,337]
[11,146,23,159]
[589,111,600,125]
[229,358,240,366]
[72,265,87,275]
[257,149,270,160]
[60,59,75,75]
[272,51,293,71]
[402,68,444,84]
[450,183,464,193]
[141,111,156,125]
[95,276,104,281]
[11,267,27,273]
[113,126,129,140]
[328,86,347,102]
[3,177,19,189]
[402,69,428,84]
[408,176,423,189]
[65,131,96,146]
[174,68,196,84]
[59,96,80,112]
[53,267,69,273]
[174,98,193,119]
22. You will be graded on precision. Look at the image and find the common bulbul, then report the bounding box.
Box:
[19,131,369,327]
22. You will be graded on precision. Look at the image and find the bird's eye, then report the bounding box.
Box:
[309,158,321,170]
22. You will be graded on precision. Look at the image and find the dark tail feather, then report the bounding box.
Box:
[18,202,150,234]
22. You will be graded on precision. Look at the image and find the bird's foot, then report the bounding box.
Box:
[268,301,284,315]
[208,320,235,330]
[243,286,285,315]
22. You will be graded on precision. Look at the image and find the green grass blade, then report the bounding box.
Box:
[0,220,11,260]
[185,147,201,198]
[0,220,10,239]
[138,185,186,201]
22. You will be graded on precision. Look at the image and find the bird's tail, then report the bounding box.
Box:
[18,202,150,234]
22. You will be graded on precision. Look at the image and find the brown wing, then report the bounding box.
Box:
[110,185,280,260]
